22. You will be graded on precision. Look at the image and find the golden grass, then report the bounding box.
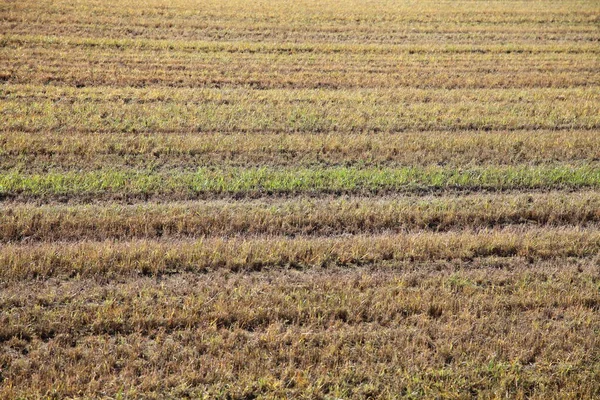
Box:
[6,35,597,91]
[2,192,600,242]
[1,262,599,398]
[3,85,598,133]
[2,227,599,281]
[2,129,600,171]
[2,0,600,397]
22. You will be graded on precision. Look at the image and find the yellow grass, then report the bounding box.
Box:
[1,0,599,397]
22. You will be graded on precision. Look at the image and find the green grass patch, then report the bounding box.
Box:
[1,165,599,198]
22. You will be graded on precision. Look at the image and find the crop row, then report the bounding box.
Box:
[2,165,599,201]
[4,40,599,90]
[2,260,598,398]
[3,87,598,133]
[2,130,599,171]
[2,226,599,281]
[3,0,598,45]
[0,164,600,198]
[2,191,600,242]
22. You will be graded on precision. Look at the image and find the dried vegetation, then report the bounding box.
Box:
[1,0,599,398]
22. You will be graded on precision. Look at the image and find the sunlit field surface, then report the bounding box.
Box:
[1,0,599,398]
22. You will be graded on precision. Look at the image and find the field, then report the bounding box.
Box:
[1,0,600,398]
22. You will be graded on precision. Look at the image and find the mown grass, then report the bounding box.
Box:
[2,0,600,398]
[1,263,599,398]
[2,192,600,242]
[4,0,599,44]
[4,22,600,91]
[3,85,599,133]
[6,34,600,54]
[2,129,600,171]
[2,227,599,281]
[1,165,599,200]
[6,48,597,91]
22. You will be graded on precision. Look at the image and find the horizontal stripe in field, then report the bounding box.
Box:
[4,43,599,90]
[2,261,598,345]
[8,86,596,105]
[1,165,599,199]
[2,227,599,281]
[6,35,600,54]
[2,191,600,242]
[5,1,599,46]
[7,25,598,46]
[2,130,599,170]
[3,86,599,133]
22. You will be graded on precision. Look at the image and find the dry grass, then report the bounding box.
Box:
[1,192,600,242]
[3,39,599,90]
[1,0,599,398]
[3,86,599,133]
[2,129,600,171]
[2,227,600,282]
[1,262,599,399]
